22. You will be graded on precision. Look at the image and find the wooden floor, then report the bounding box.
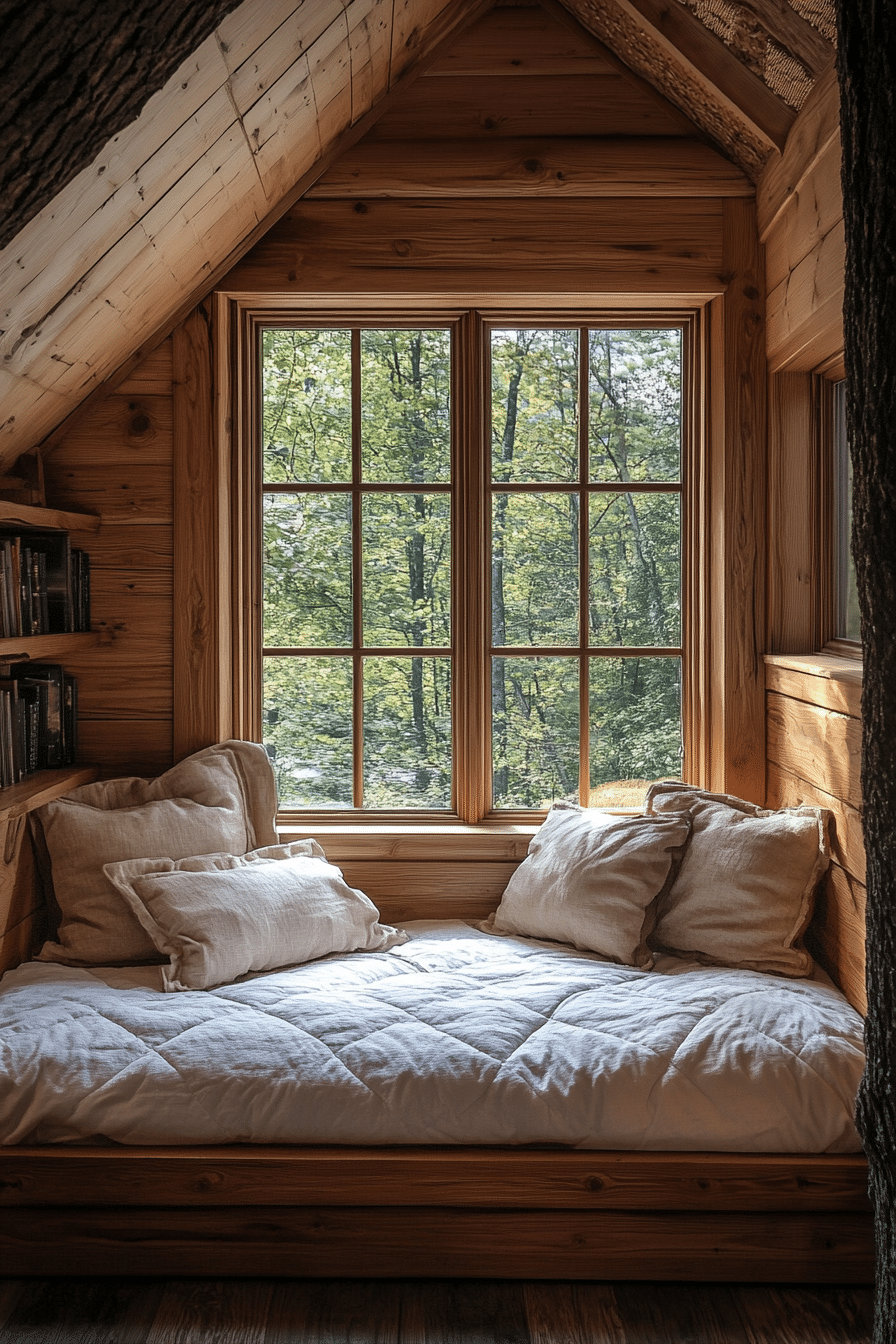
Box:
[0,1278,875,1343]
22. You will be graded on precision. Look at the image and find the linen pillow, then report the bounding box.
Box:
[103,841,409,991]
[484,802,692,968]
[34,739,279,967]
[646,782,832,976]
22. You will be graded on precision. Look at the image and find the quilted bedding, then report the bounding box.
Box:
[0,920,864,1151]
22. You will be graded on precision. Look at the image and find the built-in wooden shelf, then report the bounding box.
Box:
[0,500,101,533]
[0,765,100,823]
[0,630,100,661]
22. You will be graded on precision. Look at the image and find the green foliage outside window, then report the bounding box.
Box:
[261,323,683,811]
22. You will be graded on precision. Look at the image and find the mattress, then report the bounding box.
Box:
[0,919,865,1151]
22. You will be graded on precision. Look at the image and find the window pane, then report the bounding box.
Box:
[589,329,681,483]
[492,657,579,808]
[492,493,579,646]
[262,329,352,483]
[263,657,353,807]
[589,493,680,647]
[492,329,579,483]
[363,657,451,807]
[834,381,860,642]
[589,656,681,792]
[263,493,352,647]
[361,330,451,483]
[362,494,451,647]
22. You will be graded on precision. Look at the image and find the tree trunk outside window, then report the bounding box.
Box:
[836,2,896,1337]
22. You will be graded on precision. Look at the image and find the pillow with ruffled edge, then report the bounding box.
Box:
[34,739,279,967]
[483,801,692,968]
[646,781,832,977]
[104,840,408,991]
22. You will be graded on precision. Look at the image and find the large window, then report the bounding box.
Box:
[257,314,688,819]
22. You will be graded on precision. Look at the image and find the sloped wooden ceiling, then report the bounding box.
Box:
[0,0,835,471]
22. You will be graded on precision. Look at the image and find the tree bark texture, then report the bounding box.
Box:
[0,0,244,249]
[836,1,896,1338]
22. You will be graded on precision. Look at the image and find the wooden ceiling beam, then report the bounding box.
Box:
[733,0,833,78]
[564,0,796,152]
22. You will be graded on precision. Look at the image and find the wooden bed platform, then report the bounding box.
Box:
[0,798,874,1282]
[0,1146,874,1280]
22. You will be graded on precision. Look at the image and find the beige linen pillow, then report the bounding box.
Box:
[646,782,832,976]
[484,802,692,968]
[34,740,279,967]
[104,841,408,991]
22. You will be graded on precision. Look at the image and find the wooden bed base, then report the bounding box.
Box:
[0,803,873,1282]
[0,1145,873,1281]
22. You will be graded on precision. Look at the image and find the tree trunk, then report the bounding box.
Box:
[836,3,896,1337]
[0,0,245,248]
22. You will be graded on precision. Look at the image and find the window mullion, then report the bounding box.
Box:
[578,327,590,807]
[453,310,490,823]
[351,328,364,809]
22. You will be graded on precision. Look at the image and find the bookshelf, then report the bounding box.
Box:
[0,501,102,811]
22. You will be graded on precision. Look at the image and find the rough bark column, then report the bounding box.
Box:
[836,2,896,1338]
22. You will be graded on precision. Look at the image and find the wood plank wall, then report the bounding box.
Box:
[765,654,865,1013]
[41,341,175,778]
[759,62,843,376]
[757,71,863,1012]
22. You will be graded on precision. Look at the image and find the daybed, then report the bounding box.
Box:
[0,742,873,1280]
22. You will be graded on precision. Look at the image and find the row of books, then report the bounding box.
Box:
[0,663,77,788]
[0,531,91,639]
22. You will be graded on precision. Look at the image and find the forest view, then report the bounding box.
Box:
[261,323,682,811]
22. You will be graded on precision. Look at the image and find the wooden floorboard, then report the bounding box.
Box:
[0,1279,875,1343]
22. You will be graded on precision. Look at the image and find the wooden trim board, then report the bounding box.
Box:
[0,1148,872,1282]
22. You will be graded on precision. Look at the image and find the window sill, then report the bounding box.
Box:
[763,651,863,683]
[276,819,540,863]
[764,651,862,720]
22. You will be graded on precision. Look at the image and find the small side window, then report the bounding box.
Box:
[833,381,860,643]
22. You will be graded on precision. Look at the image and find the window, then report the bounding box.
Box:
[254,312,689,820]
[832,379,860,644]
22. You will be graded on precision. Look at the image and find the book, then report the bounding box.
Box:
[5,663,66,769]
[0,530,77,636]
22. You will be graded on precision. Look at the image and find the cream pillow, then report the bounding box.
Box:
[646,782,832,976]
[484,802,692,968]
[104,841,408,991]
[34,740,279,967]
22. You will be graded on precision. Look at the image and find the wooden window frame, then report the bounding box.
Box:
[177,252,771,840]
[818,363,861,659]
[229,302,699,827]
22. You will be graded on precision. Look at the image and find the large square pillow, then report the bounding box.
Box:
[34,739,279,967]
[484,802,692,968]
[646,781,832,976]
[104,841,408,991]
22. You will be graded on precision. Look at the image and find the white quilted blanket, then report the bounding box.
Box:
[0,920,864,1151]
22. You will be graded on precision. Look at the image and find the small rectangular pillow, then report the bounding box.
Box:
[484,802,692,968]
[103,840,408,991]
[646,782,832,977]
[34,740,279,967]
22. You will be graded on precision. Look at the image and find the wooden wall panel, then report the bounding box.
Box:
[307,138,753,199]
[368,74,693,139]
[759,63,844,372]
[221,198,726,296]
[704,199,767,801]
[425,5,616,75]
[766,691,861,811]
[42,344,176,780]
[764,654,866,1012]
[172,300,234,761]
